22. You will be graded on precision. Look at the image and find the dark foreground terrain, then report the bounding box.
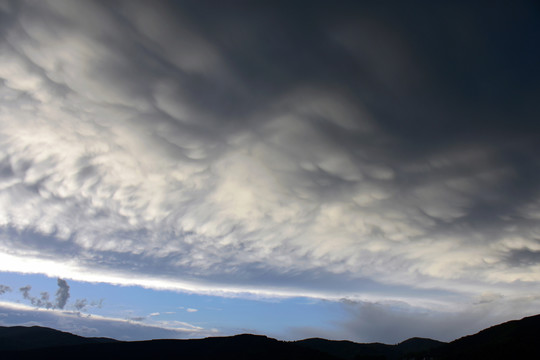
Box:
[1,314,539,359]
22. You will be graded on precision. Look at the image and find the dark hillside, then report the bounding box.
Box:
[0,332,337,360]
[296,337,445,360]
[430,314,540,360]
[0,325,116,351]
[2,314,540,360]
[296,338,394,359]
[394,337,445,358]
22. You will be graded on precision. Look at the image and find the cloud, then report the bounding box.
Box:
[55,278,70,309]
[18,278,70,310]
[0,285,10,295]
[19,286,31,299]
[74,299,87,311]
[0,301,213,341]
[0,0,538,325]
[186,308,198,313]
[19,285,53,309]
[90,299,104,309]
[334,294,540,343]
[129,316,146,322]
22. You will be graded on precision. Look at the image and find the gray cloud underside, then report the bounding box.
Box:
[290,293,540,343]
[0,0,539,308]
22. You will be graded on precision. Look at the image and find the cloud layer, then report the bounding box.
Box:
[0,301,211,341]
[0,0,539,323]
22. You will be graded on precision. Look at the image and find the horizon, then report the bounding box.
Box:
[2,311,536,344]
[1,0,539,344]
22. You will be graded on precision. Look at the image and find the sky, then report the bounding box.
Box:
[0,0,540,344]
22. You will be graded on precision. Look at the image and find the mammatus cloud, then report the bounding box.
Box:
[0,0,539,335]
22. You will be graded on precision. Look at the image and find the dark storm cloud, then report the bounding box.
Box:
[504,248,540,267]
[0,0,539,318]
[176,1,540,142]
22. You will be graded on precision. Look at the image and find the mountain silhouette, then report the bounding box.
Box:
[0,325,116,351]
[428,313,540,359]
[0,331,337,360]
[1,314,539,359]
[296,337,444,360]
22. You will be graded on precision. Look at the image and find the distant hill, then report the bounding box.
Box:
[0,330,337,360]
[296,337,394,359]
[428,313,540,360]
[1,314,540,359]
[0,325,116,351]
[296,337,444,360]
[396,337,446,355]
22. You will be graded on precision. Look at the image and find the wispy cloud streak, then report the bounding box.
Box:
[18,278,70,310]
